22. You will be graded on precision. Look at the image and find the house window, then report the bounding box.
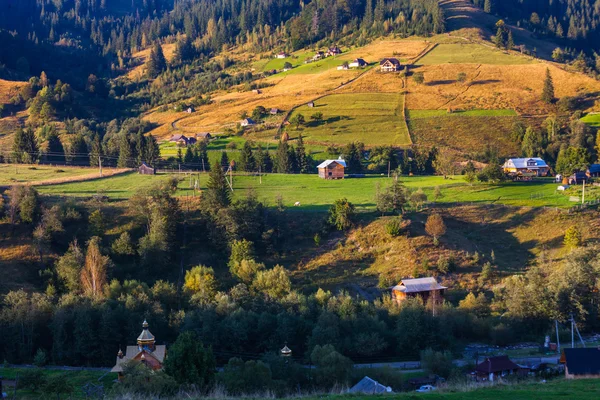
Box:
[328,172,332,176]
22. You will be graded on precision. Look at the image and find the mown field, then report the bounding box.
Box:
[286,93,411,147]
[0,367,115,399]
[407,109,517,118]
[33,171,581,210]
[0,164,113,185]
[418,43,535,65]
[407,115,524,158]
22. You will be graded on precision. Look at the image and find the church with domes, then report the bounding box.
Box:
[111,320,166,380]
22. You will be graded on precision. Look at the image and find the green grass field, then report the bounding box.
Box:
[325,379,599,400]
[0,367,115,399]
[35,170,579,210]
[407,109,518,118]
[253,50,314,72]
[419,44,535,65]
[0,164,100,185]
[286,93,411,147]
[581,113,600,127]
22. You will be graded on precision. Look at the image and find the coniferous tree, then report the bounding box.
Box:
[147,42,167,78]
[145,135,160,167]
[184,146,194,164]
[507,30,515,49]
[344,142,363,174]
[541,68,555,104]
[69,135,88,166]
[494,27,505,48]
[484,0,493,13]
[205,161,231,209]
[275,140,291,173]
[117,135,133,168]
[295,134,309,173]
[195,140,210,171]
[220,151,229,169]
[134,130,146,164]
[239,141,255,172]
[89,134,103,167]
[12,127,26,163]
[46,131,65,164]
[177,147,183,164]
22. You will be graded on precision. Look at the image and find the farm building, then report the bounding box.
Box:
[276,52,288,59]
[169,134,195,146]
[138,163,156,175]
[317,158,346,179]
[307,101,315,108]
[196,132,213,140]
[252,89,262,94]
[270,108,280,115]
[587,164,600,177]
[391,277,446,305]
[348,376,393,394]
[111,320,166,381]
[380,58,401,72]
[313,51,325,61]
[473,356,526,382]
[186,107,195,113]
[560,348,600,379]
[337,63,349,70]
[349,58,368,68]
[326,45,342,57]
[502,158,550,177]
[569,172,588,184]
[241,118,256,127]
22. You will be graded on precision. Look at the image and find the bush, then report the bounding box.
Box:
[33,348,47,367]
[385,217,403,237]
[564,225,582,248]
[18,369,47,392]
[420,348,454,378]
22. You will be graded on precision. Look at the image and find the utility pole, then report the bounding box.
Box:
[582,181,585,204]
[555,320,560,354]
[99,156,103,177]
[388,160,391,178]
[570,313,575,349]
[202,158,205,172]
[259,165,262,184]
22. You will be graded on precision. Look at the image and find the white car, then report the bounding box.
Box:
[416,385,436,392]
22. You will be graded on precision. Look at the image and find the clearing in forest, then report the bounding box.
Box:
[285,93,411,147]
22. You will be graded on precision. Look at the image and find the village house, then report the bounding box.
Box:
[317,158,346,179]
[186,106,195,114]
[169,134,195,147]
[196,132,212,141]
[111,320,166,381]
[337,63,349,70]
[312,51,325,61]
[391,277,446,304]
[348,376,393,394]
[349,58,368,68]
[138,163,155,175]
[276,52,288,59]
[380,57,401,72]
[502,157,550,177]
[473,356,526,382]
[569,171,588,185]
[270,108,280,115]
[241,118,256,127]
[560,348,600,379]
[326,45,342,57]
[307,101,315,108]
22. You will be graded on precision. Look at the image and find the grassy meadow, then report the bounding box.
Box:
[33,170,582,210]
[0,164,121,186]
[286,93,411,147]
[581,113,600,127]
[407,109,517,118]
[419,44,535,65]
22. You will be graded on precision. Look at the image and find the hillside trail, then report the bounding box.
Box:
[439,0,557,60]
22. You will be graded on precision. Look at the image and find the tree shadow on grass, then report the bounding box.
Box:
[469,79,501,85]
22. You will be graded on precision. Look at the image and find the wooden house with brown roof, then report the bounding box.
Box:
[380,58,401,72]
[391,277,447,304]
[111,320,166,381]
[473,356,526,382]
[138,163,156,175]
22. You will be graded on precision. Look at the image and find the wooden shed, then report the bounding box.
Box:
[138,163,156,175]
[317,158,346,179]
[391,277,447,304]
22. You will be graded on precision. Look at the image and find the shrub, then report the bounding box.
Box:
[18,369,47,392]
[385,217,403,237]
[564,225,582,248]
[33,348,47,367]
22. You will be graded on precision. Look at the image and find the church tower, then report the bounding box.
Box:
[137,319,156,352]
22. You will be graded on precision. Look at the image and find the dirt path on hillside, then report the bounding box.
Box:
[440,0,557,59]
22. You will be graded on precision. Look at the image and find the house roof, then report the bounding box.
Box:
[111,345,166,373]
[242,118,256,124]
[270,108,279,113]
[562,348,600,375]
[170,134,187,141]
[317,158,347,168]
[503,158,549,169]
[196,132,212,138]
[351,58,367,64]
[588,164,600,173]
[391,277,447,293]
[476,356,520,374]
[380,57,400,66]
[348,376,392,394]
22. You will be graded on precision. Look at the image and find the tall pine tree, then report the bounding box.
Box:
[205,161,231,209]
[541,68,555,104]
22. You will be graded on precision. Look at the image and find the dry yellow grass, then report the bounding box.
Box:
[126,42,177,80]
[342,38,430,62]
[406,63,600,113]
[0,79,26,103]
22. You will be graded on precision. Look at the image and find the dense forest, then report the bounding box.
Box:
[472,0,600,52]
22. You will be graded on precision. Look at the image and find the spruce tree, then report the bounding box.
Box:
[239,141,255,172]
[255,145,265,172]
[275,140,290,173]
[541,68,555,104]
[205,161,231,209]
[344,142,362,174]
[507,30,515,49]
[484,0,492,13]
[117,135,132,168]
[147,42,167,78]
[89,134,103,167]
[184,146,194,164]
[12,127,25,163]
[46,131,65,164]
[196,140,210,171]
[145,135,160,167]
[220,151,229,169]
[295,134,309,173]
[494,27,505,48]
[177,147,183,163]
[135,130,146,164]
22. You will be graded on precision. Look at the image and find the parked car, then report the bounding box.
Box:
[416,385,436,392]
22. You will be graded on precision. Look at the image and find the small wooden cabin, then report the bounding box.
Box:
[317,158,346,179]
[391,277,447,304]
[138,163,156,175]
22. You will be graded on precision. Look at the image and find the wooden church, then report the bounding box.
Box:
[111,320,166,380]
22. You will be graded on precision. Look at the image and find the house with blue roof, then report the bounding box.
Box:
[502,157,550,177]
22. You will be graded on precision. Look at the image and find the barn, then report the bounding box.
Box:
[317,158,346,179]
[138,163,156,175]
